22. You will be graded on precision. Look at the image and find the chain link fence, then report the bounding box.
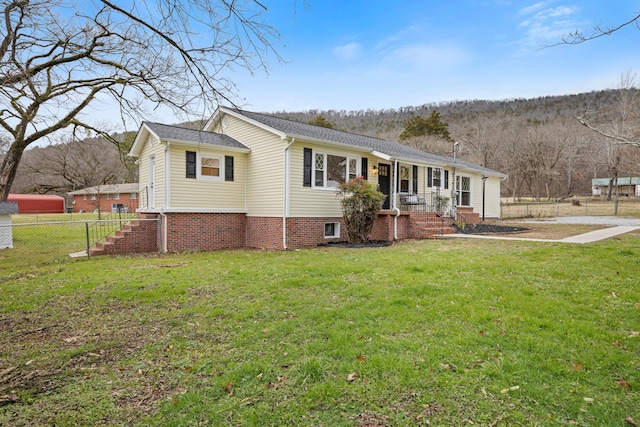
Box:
[501,197,640,219]
[1,213,160,267]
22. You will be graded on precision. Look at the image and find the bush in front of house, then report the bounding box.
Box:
[337,176,386,245]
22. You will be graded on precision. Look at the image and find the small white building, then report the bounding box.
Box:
[0,202,19,249]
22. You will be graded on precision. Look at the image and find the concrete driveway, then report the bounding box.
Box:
[444,216,640,244]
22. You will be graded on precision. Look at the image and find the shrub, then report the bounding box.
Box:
[336,177,386,244]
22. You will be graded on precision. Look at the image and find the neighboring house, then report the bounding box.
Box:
[68,183,139,213]
[128,107,506,252]
[592,177,640,197]
[7,194,65,214]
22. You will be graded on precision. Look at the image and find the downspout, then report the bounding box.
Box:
[159,141,170,253]
[392,159,400,240]
[283,138,295,250]
[164,141,170,209]
[158,210,167,253]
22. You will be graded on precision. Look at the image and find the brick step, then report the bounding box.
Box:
[90,216,158,256]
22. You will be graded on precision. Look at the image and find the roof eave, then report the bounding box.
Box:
[162,138,250,153]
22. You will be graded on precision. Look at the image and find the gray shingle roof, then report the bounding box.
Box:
[145,122,248,150]
[232,110,505,177]
[0,202,18,214]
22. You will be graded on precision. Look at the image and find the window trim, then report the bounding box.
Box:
[456,175,472,206]
[310,150,361,190]
[324,222,340,238]
[196,153,224,181]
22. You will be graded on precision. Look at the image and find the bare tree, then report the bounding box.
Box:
[577,72,640,146]
[0,0,281,199]
[18,137,128,194]
[559,13,640,45]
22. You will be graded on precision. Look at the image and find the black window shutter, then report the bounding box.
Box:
[303,148,312,187]
[186,151,196,178]
[361,157,368,180]
[412,165,418,193]
[444,170,449,189]
[427,167,433,187]
[225,156,234,181]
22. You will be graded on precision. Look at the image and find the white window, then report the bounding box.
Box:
[113,193,120,200]
[105,193,110,200]
[324,222,340,238]
[456,176,471,206]
[130,192,137,200]
[313,152,360,189]
[400,166,410,193]
[83,194,87,200]
[197,154,223,181]
[90,194,97,200]
[433,168,442,188]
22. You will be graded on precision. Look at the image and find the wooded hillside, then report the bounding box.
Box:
[7,89,640,200]
[275,89,640,200]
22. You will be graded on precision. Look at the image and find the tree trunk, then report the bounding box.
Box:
[0,147,24,201]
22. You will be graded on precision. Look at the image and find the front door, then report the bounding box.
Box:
[378,163,391,209]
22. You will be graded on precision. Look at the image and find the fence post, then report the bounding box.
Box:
[85,222,91,259]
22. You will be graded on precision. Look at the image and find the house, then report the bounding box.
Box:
[592,177,640,197]
[128,107,506,252]
[7,194,65,214]
[68,183,139,213]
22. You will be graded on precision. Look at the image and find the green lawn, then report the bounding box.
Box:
[1,235,639,426]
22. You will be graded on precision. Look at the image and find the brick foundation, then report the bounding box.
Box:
[165,212,246,252]
[92,210,453,255]
[246,217,285,250]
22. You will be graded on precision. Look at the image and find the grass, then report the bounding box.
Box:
[500,197,640,219]
[1,231,639,426]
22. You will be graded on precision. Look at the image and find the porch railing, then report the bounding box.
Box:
[397,191,453,217]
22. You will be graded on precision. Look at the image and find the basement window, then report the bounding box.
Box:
[324,222,340,238]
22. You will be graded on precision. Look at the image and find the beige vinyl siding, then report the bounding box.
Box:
[222,114,285,217]
[289,144,370,217]
[455,172,502,218]
[138,134,166,209]
[168,146,246,210]
[484,176,502,218]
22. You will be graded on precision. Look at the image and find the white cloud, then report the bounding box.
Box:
[512,2,585,55]
[333,43,363,60]
[381,43,472,70]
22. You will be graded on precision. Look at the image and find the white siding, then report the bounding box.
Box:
[138,134,166,209]
[289,144,375,217]
[222,115,285,217]
[168,146,246,210]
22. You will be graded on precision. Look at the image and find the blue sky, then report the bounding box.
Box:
[218,0,640,113]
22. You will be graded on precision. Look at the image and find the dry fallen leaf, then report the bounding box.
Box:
[346,371,359,382]
[63,336,80,343]
[225,380,234,395]
[500,385,520,393]
[570,361,584,372]
[624,416,638,427]
[0,394,18,403]
[613,341,621,346]
[356,354,366,363]
[616,379,631,389]
[628,331,639,338]
[583,397,594,403]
